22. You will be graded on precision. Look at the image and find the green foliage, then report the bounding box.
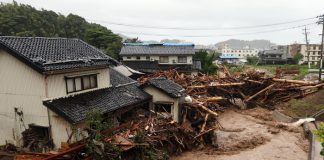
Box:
[313,123,324,156]
[86,110,114,140]
[314,123,324,142]
[194,50,219,74]
[293,52,304,64]
[247,56,259,65]
[124,37,142,43]
[0,1,122,58]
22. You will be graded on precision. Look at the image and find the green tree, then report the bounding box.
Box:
[194,50,219,74]
[247,56,259,65]
[0,1,122,58]
[124,37,142,43]
[293,52,304,64]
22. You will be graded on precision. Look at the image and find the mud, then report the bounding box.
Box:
[172,108,309,160]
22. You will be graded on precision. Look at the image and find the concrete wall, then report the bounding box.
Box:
[122,55,193,65]
[0,49,48,145]
[143,87,179,122]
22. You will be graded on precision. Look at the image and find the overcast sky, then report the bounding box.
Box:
[1,0,324,45]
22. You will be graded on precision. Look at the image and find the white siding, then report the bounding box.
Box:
[143,87,180,122]
[46,68,110,98]
[122,55,193,65]
[0,49,48,145]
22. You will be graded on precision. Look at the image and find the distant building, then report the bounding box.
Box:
[259,45,293,64]
[290,44,323,65]
[218,55,244,65]
[219,44,259,59]
[120,43,201,75]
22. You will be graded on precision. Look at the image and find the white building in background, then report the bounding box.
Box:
[219,44,259,59]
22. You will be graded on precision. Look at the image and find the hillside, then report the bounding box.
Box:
[215,39,276,50]
[0,1,122,58]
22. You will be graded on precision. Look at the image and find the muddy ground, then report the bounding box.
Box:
[172,107,309,160]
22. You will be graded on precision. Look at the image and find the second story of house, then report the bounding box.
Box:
[0,36,115,99]
[120,43,195,65]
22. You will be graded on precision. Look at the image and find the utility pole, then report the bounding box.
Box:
[318,15,324,82]
[303,26,310,68]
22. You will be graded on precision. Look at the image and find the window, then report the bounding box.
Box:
[126,56,131,59]
[146,56,150,60]
[159,56,169,63]
[178,56,187,63]
[66,74,97,93]
[136,56,140,60]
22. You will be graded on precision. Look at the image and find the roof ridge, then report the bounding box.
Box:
[0,36,81,41]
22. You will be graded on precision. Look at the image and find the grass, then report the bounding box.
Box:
[280,99,324,118]
[244,64,315,80]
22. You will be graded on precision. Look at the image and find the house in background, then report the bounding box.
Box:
[120,43,201,75]
[0,36,151,148]
[259,45,293,64]
[218,55,245,65]
[141,77,184,122]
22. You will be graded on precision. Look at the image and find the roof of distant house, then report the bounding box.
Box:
[43,69,151,123]
[120,43,195,56]
[0,36,114,73]
[143,77,184,98]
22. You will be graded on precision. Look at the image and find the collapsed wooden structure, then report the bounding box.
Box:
[13,66,324,159]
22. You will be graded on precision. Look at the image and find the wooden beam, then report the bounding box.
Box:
[272,78,315,85]
[244,84,275,102]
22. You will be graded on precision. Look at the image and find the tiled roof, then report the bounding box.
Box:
[43,69,151,123]
[0,36,113,73]
[120,43,195,56]
[144,77,184,98]
[122,60,200,73]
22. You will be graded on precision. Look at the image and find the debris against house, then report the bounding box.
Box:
[14,66,324,159]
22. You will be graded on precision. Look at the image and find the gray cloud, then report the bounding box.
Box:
[1,0,323,45]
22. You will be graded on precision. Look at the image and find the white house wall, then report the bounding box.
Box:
[45,68,110,99]
[122,55,193,65]
[143,87,179,122]
[0,49,48,145]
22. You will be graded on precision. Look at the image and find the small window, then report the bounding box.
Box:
[66,74,98,93]
[159,56,169,63]
[146,56,150,60]
[178,56,187,63]
[126,56,131,59]
[136,56,140,60]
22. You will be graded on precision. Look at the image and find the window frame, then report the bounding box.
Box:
[177,56,187,63]
[159,56,169,63]
[65,74,98,94]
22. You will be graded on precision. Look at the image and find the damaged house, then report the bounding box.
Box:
[0,36,151,148]
[141,77,184,122]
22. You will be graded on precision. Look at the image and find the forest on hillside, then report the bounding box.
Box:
[0,1,122,59]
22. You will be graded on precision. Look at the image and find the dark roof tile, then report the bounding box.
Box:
[0,36,112,73]
[145,77,184,98]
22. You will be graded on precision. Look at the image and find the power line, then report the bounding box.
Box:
[87,16,317,30]
[112,22,317,38]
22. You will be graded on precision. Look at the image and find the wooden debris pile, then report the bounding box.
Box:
[139,67,324,113]
[14,115,204,160]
